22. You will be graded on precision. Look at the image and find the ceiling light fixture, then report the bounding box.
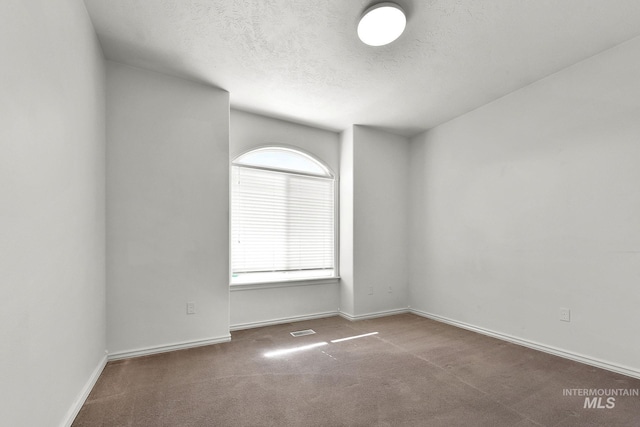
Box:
[357,2,407,46]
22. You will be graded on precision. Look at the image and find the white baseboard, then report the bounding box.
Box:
[230,311,339,331]
[62,354,107,427]
[107,335,231,361]
[339,307,409,321]
[410,308,640,380]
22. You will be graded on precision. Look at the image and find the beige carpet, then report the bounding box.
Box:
[74,314,640,426]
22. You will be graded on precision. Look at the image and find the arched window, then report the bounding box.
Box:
[231,147,336,284]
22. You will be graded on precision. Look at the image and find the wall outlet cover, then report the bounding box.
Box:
[187,302,196,315]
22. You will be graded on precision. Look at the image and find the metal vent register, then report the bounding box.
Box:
[290,329,316,337]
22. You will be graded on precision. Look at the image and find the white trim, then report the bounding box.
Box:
[339,308,409,321]
[230,277,339,291]
[410,308,640,380]
[232,144,337,177]
[62,354,107,427]
[230,311,339,331]
[107,335,231,361]
[234,163,332,179]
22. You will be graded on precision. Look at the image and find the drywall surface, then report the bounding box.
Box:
[352,126,410,316]
[230,283,339,328]
[409,36,640,373]
[339,127,355,317]
[85,0,640,136]
[230,109,339,172]
[229,110,340,327]
[107,62,229,354]
[0,0,106,425]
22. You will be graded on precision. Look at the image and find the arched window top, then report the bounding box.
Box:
[234,147,332,177]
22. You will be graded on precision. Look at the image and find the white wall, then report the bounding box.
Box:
[351,126,410,316]
[230,109,339,171]
[339,127,355,316]
[229,110,340,328]
[409,36,640,374]
[0,1,106,425]
[106,62,230,354]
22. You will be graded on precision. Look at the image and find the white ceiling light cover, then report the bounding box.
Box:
[358,2,407,46]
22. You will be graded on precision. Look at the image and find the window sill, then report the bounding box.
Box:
[230,276,341,291]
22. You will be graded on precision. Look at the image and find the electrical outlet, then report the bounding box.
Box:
[560,308,570,322]
[187,302,196,315]
[388,286,393,293]
[368,286,374,295]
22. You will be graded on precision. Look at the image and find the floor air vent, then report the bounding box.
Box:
[290,329,316,337]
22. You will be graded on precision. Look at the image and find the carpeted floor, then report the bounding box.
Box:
[74,313,640,426]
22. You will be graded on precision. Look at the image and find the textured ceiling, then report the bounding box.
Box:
[84,0,640,136]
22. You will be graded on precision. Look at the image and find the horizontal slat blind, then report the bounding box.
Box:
[232,165,335,274]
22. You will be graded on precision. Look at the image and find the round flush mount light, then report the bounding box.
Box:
[357,2,407,46]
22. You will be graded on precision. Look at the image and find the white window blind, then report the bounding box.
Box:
[231,164,335,283]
